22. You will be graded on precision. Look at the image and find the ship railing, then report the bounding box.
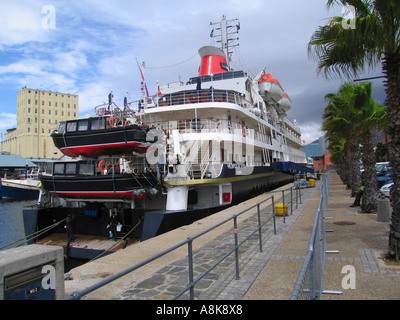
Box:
[67,183,307,301]
[94,102,139,124]
[155,88,251,110]
[148,119,273,146]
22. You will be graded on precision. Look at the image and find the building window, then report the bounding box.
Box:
[49,101,51,106]
[28,99,31,104]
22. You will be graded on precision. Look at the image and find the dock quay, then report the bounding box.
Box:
[51,170,400,300]
[63,179,310,300]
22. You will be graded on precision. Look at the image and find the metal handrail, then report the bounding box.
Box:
[67,184,304,300]
[290,172,330,300]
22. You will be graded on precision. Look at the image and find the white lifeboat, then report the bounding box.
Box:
[258,73,284,104]
[278,93,292,113]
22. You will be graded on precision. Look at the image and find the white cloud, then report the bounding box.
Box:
[299,123,325,145]
[0,2,48,48]
[52,51,88,75]
[0,113,17,130]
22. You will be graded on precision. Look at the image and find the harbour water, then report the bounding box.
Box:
[0,199,37,251]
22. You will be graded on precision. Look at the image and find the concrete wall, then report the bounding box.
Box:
[0,244,64,300]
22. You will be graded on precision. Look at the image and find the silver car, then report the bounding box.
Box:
[380,182,393,198]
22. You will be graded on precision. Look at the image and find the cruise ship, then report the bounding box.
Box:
[23,17,311,258]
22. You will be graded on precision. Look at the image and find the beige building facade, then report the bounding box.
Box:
[1,88,79,158]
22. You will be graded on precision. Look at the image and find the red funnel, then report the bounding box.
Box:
[198,46,229,77]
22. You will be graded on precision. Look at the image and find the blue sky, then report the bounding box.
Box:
[0,0,386,144]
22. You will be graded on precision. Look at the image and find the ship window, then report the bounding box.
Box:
[54,163,65,175]
[91,118,106,130]
[65,163,77,175]
[67,122,77,132]
[45,163,53,175]
[58,122,66,133]
[79,163,94,176]
[78,120,89,131]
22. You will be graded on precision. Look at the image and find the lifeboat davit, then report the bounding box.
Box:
[258,73,284,104]
[278,93,292,113]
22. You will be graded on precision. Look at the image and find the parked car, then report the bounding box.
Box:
[380,182,393,198]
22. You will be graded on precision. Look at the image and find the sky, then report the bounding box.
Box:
[0,0,387,145]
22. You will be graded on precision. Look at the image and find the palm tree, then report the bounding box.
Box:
[353,82,386,212]
[323,83,362,196]
[324,82,386,212]
[308,0,400,260]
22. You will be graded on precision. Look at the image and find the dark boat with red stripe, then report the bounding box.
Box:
[51,102,157,158]
[39,158,159,200]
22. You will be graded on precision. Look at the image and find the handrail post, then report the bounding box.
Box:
[233,216,240,280]
[187,238,195,300]
[290,187,293,215]
[257,203,263,252]
[272,196,276,235]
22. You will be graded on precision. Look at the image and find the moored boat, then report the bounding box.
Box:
[51,103,158,158]
[1,177,41,200]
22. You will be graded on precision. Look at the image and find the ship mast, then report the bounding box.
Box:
[210,15,240,70]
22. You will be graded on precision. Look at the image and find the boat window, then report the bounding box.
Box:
[91,117,106,130]
[79,163,94,175]
[45,162,53,175]
[67,122,77,132]
[65,163,77,175]
[78,120,89,131]
[54,163,65,175]
[58,122,66,133]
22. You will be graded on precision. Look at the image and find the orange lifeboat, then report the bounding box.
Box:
[258,73,284,104]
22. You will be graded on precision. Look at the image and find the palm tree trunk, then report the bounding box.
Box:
[361,130,377,213]
[342,141,351,188]
[383,53,400,260]
[348,132,361,197]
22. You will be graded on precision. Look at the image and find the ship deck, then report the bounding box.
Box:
[36,233,139,257]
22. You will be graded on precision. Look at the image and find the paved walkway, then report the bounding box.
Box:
[64,171,400,300]
[243,171,400,300]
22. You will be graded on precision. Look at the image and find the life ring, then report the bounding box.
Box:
[108,117,117,128]
[98,160,107,173]
[136,193,146,200]
[124,120,129,126]
[242,128,246,137]
[97,108,105,116]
